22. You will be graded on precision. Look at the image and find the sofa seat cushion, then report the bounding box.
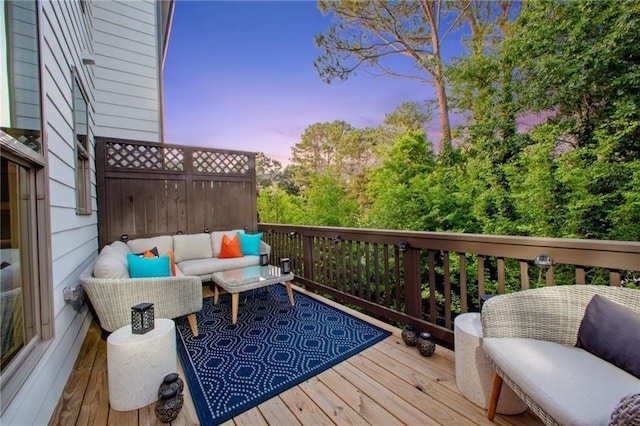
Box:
[178,256,260,277]
[483,337,640,426]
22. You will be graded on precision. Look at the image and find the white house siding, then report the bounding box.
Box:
[2,1,94,424]
[93,0,162,142]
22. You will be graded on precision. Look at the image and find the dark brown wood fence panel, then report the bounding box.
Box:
[96,138,256,247]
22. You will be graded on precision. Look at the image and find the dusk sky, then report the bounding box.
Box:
[163,1,457,164]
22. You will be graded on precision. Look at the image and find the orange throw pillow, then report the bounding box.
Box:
[143,250,156,258]
[218,234,243,258]
[165,250,177,276]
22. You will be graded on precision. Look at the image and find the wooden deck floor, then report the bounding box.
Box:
[49,286,542,426]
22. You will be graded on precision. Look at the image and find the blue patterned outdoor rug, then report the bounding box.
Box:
[175,284,391,425]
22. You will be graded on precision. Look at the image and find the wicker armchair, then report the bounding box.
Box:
[481,285,640,426]
[80,264,203,336]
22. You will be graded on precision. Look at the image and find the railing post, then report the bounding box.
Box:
[403,247,422,319]
[303,235,315,281]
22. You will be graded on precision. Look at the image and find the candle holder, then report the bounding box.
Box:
[131,302,154,334]
[417,331,436,357]
[260,253,269,266]
[280,258,291,274]
[401,324,419,346]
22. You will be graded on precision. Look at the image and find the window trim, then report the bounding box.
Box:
[72,67,92,215]
[0,147,52,413]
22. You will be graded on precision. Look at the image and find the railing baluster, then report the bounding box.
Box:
[384,244,390,308]
[575,267,586,284]
[477,255,485,296]
[395,246,401,311]
[497,257,505,294]
[428,250,437,325]
[374,244,380,304]
[365,242,371,301]
[610,270,621,286]
[357,242,362,298]
[459,253,468,313]
[520,261,530,290]
[546,266,555,286]
[444,251,451,329]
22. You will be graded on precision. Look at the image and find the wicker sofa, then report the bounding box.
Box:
[481,285,640,426]
[81,230,271,336]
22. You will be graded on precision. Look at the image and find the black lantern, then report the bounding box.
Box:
[280,258,291,274]
[260,253,269,266]
[131,302,154,334]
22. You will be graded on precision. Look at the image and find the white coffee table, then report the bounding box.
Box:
[212,264,295,324]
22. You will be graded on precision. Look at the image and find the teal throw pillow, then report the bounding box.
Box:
[127,253,171,278]
[239,232,262,256]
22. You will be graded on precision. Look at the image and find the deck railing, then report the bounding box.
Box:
[258,224,640,345]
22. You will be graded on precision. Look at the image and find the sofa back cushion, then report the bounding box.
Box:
[93,245,130,279]
[211,230,243,257]
[127,236,173,256]
[109,240,131,256]
[173,233,213,263]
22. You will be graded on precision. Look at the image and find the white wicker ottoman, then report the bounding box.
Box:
[454,313,527,415]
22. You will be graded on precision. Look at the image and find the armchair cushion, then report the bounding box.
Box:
[576,294,640,378]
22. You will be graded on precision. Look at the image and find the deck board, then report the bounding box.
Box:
[49,286,542,426]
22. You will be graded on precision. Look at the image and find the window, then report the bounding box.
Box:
[0,156,37,373]
[0,1,42,153]
[73,72,91,214]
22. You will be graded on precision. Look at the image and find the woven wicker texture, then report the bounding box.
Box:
[481,285,640,345]
[609,393,640,426]
[80,264,203,332]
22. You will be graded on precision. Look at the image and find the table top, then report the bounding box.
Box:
[108,318,175,345]
[212,264,294,293]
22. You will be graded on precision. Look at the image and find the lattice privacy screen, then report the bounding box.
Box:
[105,141,250,174]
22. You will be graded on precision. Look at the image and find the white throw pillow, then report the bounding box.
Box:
[93,245,130,279]
[127,236,173,256]
[173,233,213,263]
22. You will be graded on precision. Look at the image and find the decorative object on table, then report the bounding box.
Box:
[155,387,184,423]
[259,253,269,266]
[131,302,154,334]
[401,324,419,346]
[158,372,184,398]
[280,258,291,274]
[417,331,436,357]
[175,284,391,425]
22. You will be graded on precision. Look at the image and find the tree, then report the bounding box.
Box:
[255,152,283,192]
[305,173,358,227]
[383,101,432,135]
[314,0,467,153]
[290,121,353,190]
